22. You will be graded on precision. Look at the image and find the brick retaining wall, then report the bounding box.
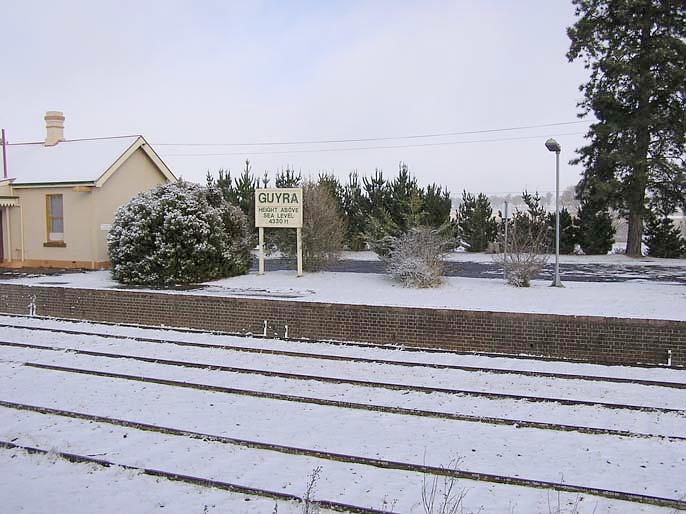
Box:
[0,283,683,367]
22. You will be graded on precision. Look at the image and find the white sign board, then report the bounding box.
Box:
[255,188,303,228]
[254,187,304,277]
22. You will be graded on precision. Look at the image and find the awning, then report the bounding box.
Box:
[0,196,19,207]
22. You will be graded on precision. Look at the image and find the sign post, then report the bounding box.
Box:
[255,188,304,277]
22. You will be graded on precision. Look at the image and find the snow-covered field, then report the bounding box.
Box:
[0,315,684,513]
[3,267,685,320]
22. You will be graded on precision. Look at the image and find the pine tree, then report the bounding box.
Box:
[206,169,236,204]
[342,172,368,250]
[363,169,397,247]
[522,191,548,228]
[387,162,424,232]
[513,191,552,251]
[260,171,270,188]
[317,173,344,215]
[233,160,256,230]
[423,183,452,228]
[363,169,390,218]
[457,191,497,253]
[567,0,686,256]
[274,167,302,188]
[575,197,616,255]
[644,211,686,258]
[547,207,577,255]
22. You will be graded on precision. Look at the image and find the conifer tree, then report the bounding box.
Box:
[274,167,302,188]
[387,162,424,232]
[546,207,577,254]
[457,191,497,252]
[423,183,452,228]
[342,172,368,250]
[567,0,686,256]
[363,169,390,219]
[644,211,686,258]
[233,160,256,230]
[317,173,344,215]
[206,169,236,204]
[575,197,616,255]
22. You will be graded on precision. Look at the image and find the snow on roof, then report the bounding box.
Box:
[5,136,140,185]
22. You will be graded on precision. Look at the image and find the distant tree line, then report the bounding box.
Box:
[206,159,685,258]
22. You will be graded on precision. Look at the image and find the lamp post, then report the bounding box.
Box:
[545,138,563,288]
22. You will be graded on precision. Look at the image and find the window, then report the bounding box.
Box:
[46,194,64,242]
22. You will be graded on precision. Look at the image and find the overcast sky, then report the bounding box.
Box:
[2,1,592,198]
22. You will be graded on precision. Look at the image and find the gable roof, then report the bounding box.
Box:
[4,135,176,187]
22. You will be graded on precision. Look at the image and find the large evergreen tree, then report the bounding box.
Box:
[567,0,686,256]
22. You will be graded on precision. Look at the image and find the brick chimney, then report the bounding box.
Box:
[44,111,65,146]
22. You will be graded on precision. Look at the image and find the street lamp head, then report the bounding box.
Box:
[545,138,561,153]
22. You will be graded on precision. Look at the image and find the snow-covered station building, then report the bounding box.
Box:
[0,112,176,269]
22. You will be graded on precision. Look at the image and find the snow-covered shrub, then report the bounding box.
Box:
[495,214,548,287]
[108,181,252,286]
[386,226,453,288]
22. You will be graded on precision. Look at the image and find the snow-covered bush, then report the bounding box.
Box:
[108,181,252,286]
[386,226,453,288]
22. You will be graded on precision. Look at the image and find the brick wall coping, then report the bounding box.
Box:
[1,283,684,367]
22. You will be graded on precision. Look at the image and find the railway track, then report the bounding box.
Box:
[3,340,683,415]
[1,400,684,510]
[0,319,684,389]
[0,440,385,514]
[11,358,683,441]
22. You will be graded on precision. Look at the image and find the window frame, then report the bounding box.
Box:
[45,193,65,244]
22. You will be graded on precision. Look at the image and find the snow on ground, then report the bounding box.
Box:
[3,268,685,321]
[0,449,299,514]
[1,326,683,409]
[0,316,684,513]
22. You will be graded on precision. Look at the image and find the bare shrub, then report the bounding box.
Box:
[277,182,344,271]
[379,496,399,512]
[301,466,322,514]
[495,214,549,287]
[421,456,475,514]
[386,226,454,288]
[547,491,597,514]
